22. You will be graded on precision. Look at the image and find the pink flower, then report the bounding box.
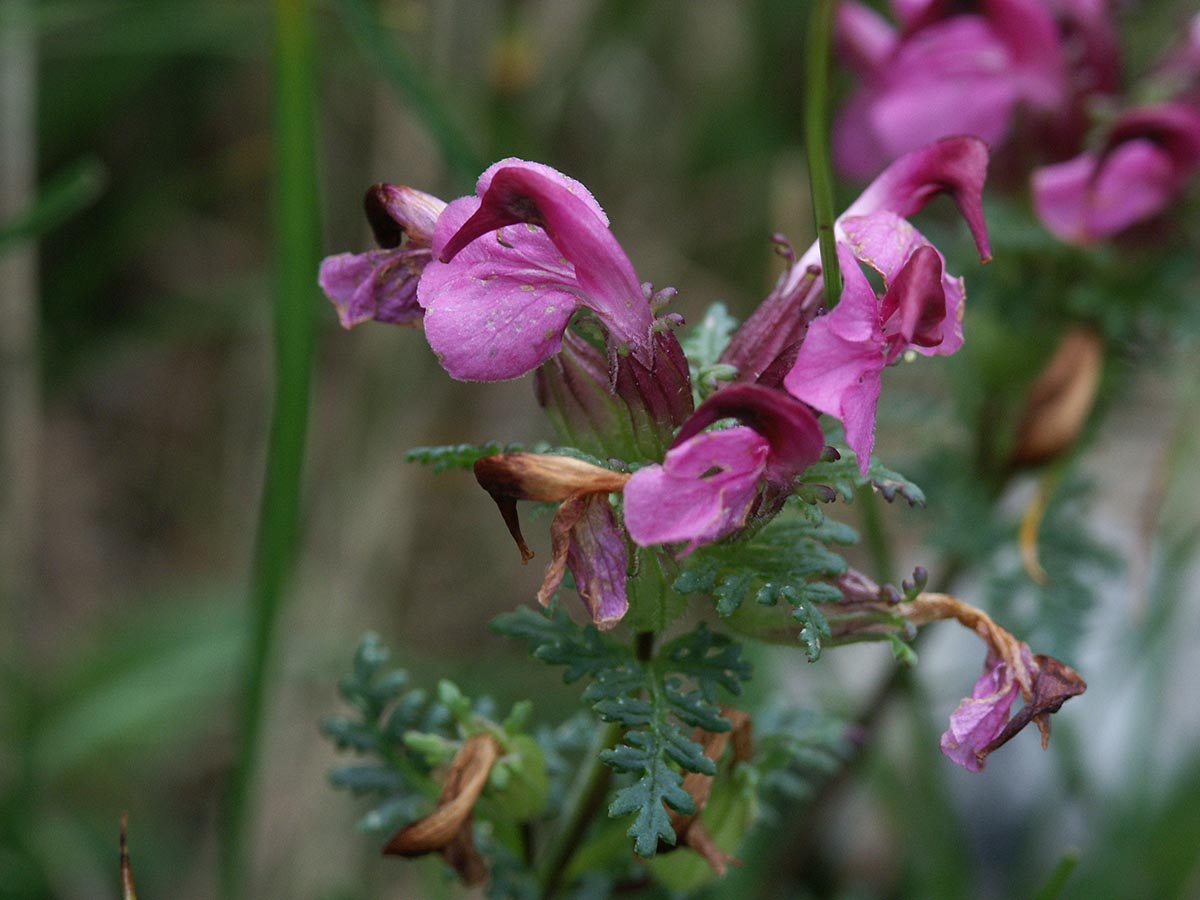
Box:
[318,184,446,328]
[417,159,654,381]
[770,139,990,474]
[941,645,1087,772]
[833,0,1066,179]
[784,219,964,473]
[721,136,990,387]
[623,384,824,555]
[1033,103,1200,244]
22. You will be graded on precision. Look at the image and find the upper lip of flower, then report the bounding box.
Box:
[418,160,655,382]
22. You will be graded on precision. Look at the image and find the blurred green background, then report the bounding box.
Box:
[3,0,1200,898]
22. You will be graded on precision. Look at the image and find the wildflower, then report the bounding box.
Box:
[783,220,963,473]
[318,184,446,328]
[474,453,631,628]
[721,136,990,387]
[832,0,1066,179]
[623,383,824,555]
[418,159,656,381]
[1032,103,1200,244]
[897,592,1086,772]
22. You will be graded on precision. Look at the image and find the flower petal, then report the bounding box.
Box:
[318,248,426,328]
[843,211,964,355]
[1033,143,1176,243]
[624,427,770,555]
[438,160,653,362]
[880,245,948,352]
[939,657,1020,772]
[562,494,630,629]
[672,383,824,486]
[419,196,582,380]
[849,136,992,263]
[784,246,885,473]
[365,183,446,248]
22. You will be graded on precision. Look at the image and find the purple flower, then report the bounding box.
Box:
[896,591,1086,772]
[783,217,964,473]
[755,138,989,474]
[1033,103,1200,244]
[474,453,632,629]
[623,384,824,555]
[941,645,1088,772]
[417,159,654,381]
[721,136,990,387]
[318,184,446,328]
[833,0,1066,179]
[940,654,1022,772]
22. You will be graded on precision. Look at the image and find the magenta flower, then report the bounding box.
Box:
[623,384,824,555]
[833,0,1065,179]
[941,644,1087,772]
[318,184,446,328]
[1033,103,1200,244]
[721,137,990,388]
[417,159,654,381]
[783,217,964,473]
[896,592,1086,772]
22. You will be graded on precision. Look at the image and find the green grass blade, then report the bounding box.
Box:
[334,0,483,182]
[221,0,321,895]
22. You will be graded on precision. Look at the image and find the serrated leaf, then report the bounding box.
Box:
[404,441,515,472]
[328,763,405,795]
[799,452,925,506]
[790,597,832,662]
[675,511,850,654]
[319,716,381,754]
[681,302,739,369]
[494,605,627,684]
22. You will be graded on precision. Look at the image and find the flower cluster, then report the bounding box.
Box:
[835,1,1200,245]
[319,139,1082,774]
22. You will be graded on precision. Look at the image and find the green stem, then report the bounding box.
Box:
[221,0,320,895]
[804,0,842,308]
[858,486,895,586]
[536,720,623,899]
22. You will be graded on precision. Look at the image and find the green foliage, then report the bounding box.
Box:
[404,441,517,472]
[320,633,548,836]
[405,441,615,474]
[800,447,927,506]
[682,301,740,397]
[494,608,752,856]
[674,504,855,660]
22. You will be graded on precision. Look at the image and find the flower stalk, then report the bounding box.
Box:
[805,0,843,308]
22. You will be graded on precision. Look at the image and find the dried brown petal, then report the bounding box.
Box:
[985,653,1087,755]
[474,454,630,561]
[1011,326,1103,466]
[383,733,500,886]
[667,707,753,874]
